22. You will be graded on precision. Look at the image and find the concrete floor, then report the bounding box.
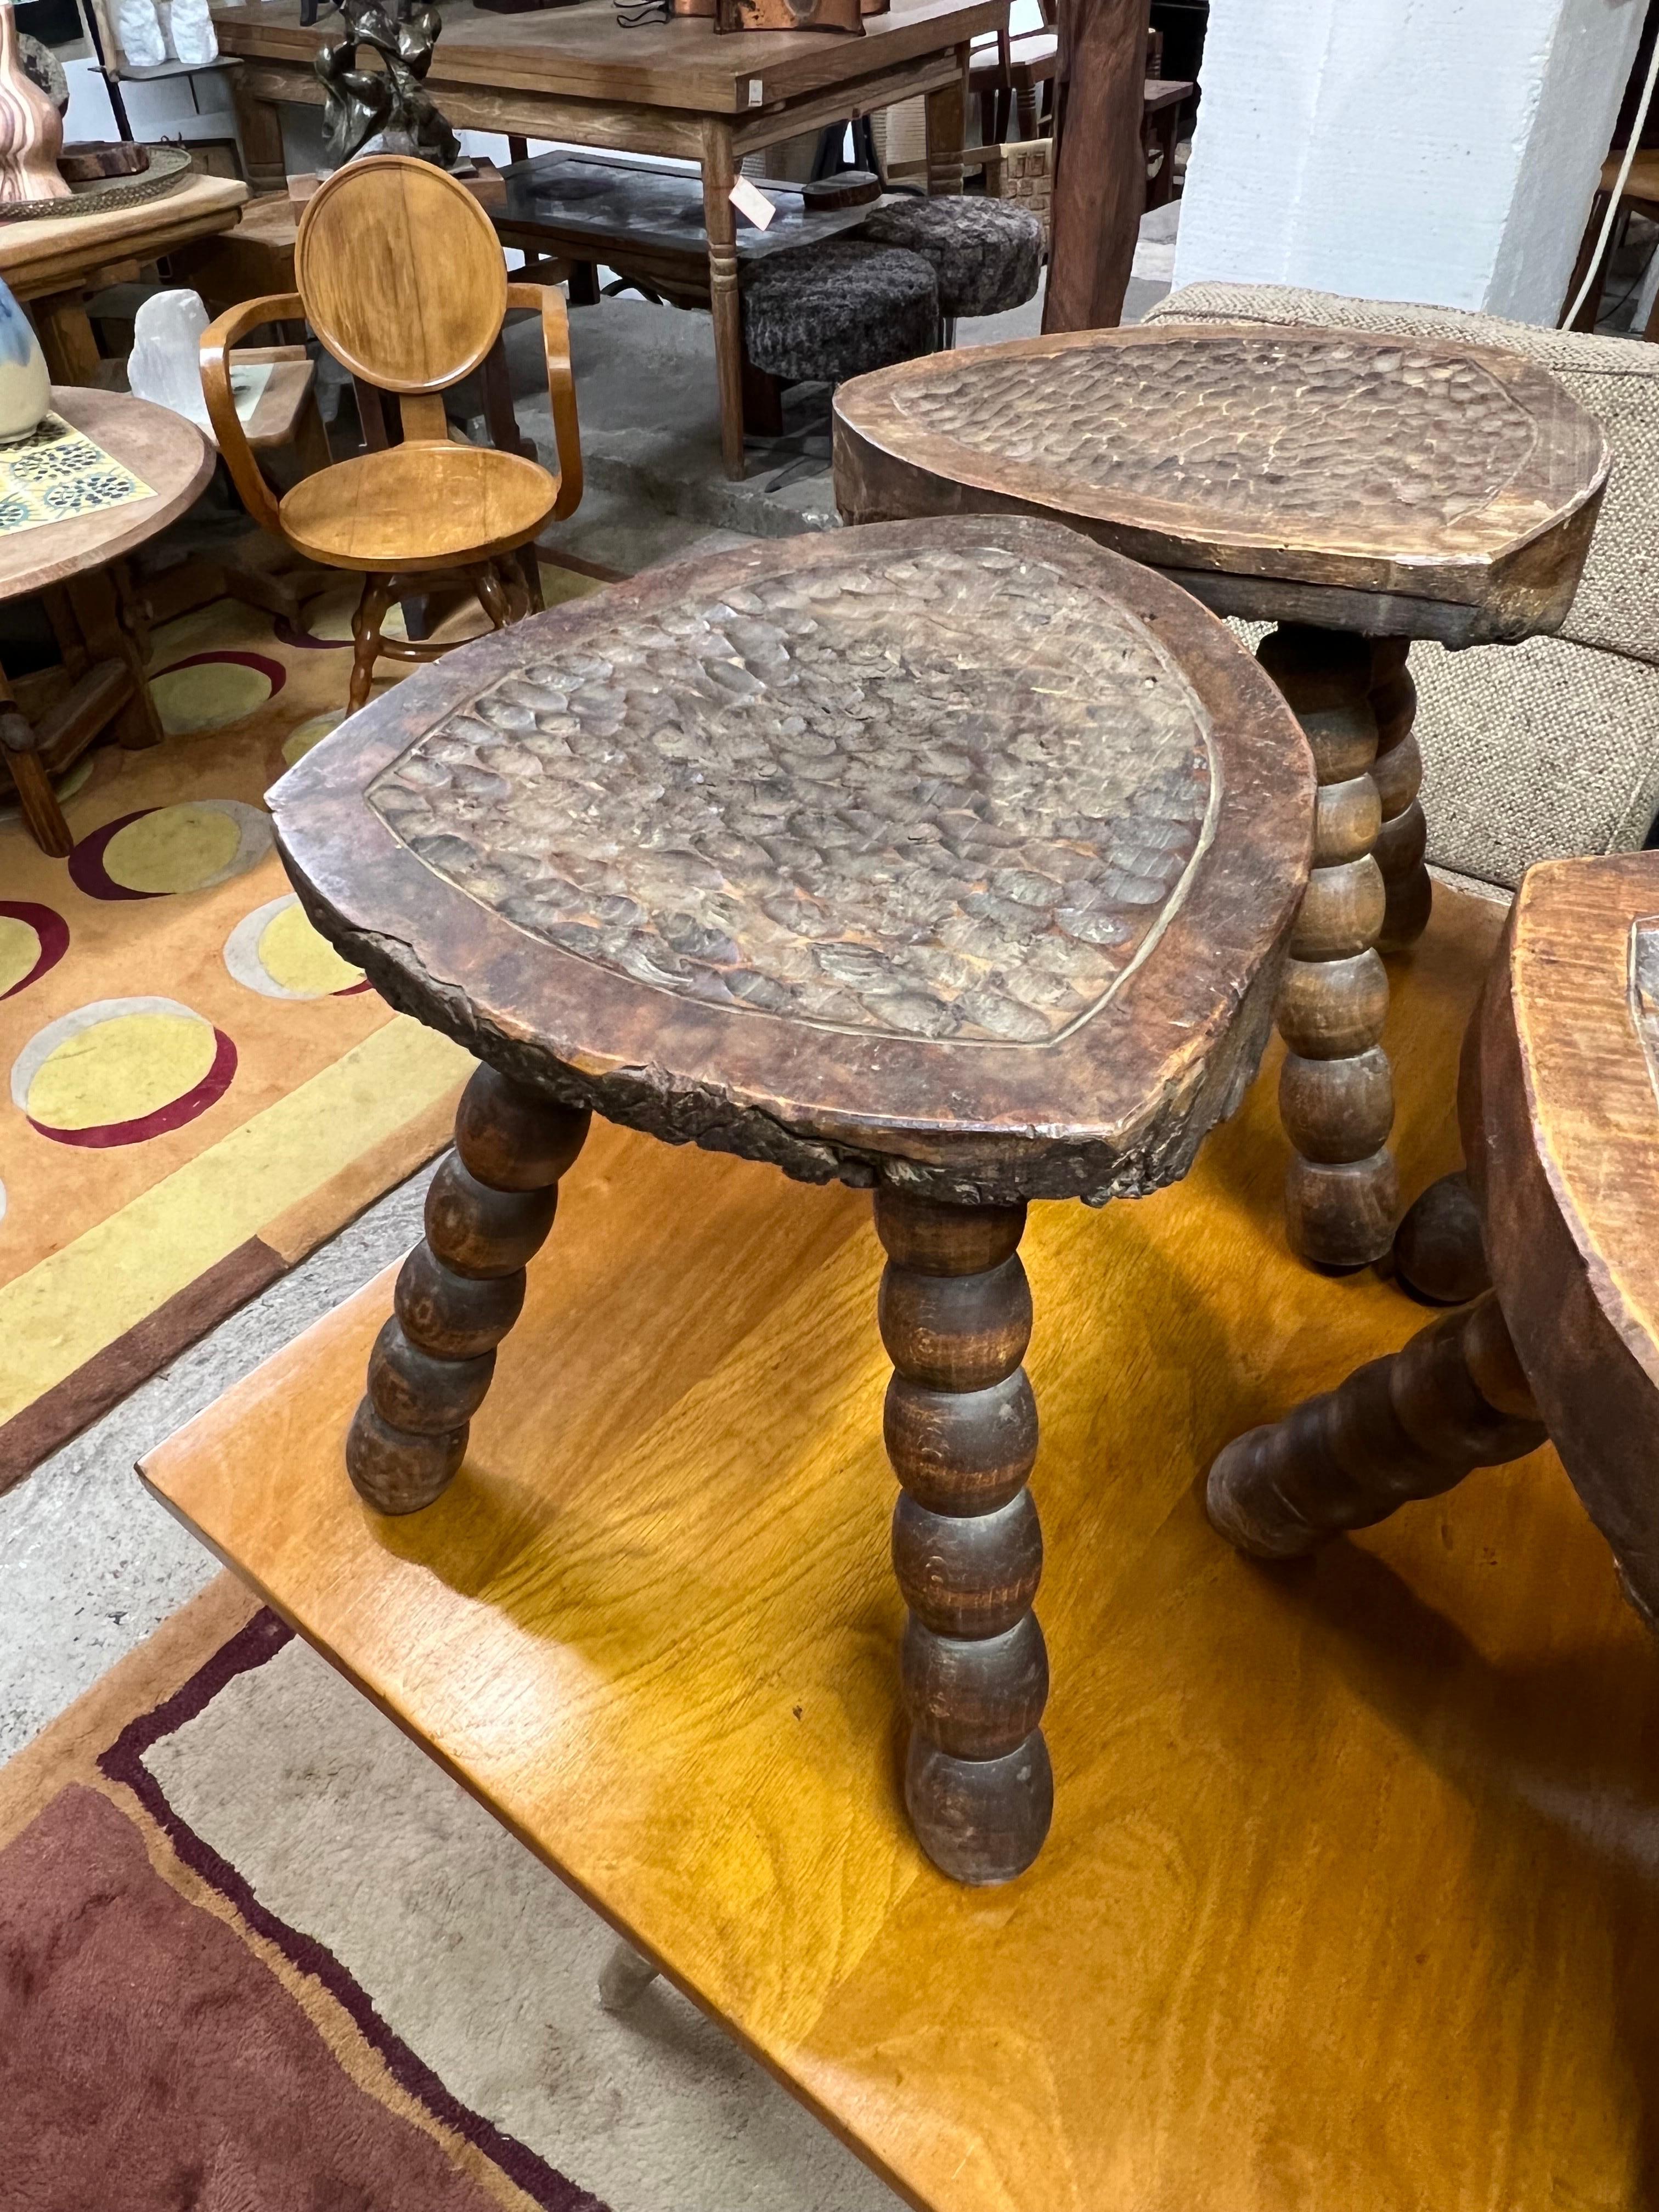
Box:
[1,205,1179,1765]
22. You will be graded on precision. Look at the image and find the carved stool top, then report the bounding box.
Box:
[833,325,1610,644]
[271,517,1312,1205]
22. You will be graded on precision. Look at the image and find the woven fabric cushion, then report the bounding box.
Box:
[855,197,1042,320]
[742,240,938,386]
[1145,281,1659,668]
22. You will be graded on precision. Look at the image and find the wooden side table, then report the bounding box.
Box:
[833,323,1610,1270]
[1,386,213,856]
[270,514,1313,1883]
[1207,850,1659,1629]
[1,172,248,383]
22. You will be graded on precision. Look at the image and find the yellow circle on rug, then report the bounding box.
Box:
[25,1009,219,1132]
[0,913,41,997]
[281,713,345,766]
[151,658,273,735]
[104,804,243,894]
[259,900,361,995]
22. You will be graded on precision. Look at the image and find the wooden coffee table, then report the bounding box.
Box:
[269,514,1312,1883]
[833,323,1610,1271]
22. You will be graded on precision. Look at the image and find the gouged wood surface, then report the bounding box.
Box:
[144,884,1659,2212]
[833,324,1609,641]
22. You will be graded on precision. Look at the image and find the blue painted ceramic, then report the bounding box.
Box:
[0,274,49,443]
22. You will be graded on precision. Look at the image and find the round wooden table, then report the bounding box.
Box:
[1,385,212,856]
[270,515,1314,1884]
[833,324,1610,1271]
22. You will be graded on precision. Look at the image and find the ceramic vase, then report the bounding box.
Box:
[0,273,49,439]
[0,2,69,206]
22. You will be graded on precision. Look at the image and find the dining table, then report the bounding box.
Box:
[209,0,1006,478]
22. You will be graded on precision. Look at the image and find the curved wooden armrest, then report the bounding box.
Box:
[200,292,307,538]
[507,281,583,523]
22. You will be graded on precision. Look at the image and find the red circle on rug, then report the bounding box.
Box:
[27,1026,238,1148]
[0,901,70,999]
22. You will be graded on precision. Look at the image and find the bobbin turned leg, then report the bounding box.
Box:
[1261,624,1399,1270]
[347,1065,589,1514]
[874,1189,1051,1886]
[1369,640,1432,953]
[1206,1289,1545,1559]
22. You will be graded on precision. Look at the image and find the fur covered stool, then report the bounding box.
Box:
[856,196,1042,326]
[740,238,939,389]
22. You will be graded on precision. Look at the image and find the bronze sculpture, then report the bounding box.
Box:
[314,0,461,171]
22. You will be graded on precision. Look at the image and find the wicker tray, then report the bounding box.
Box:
[0,144,193,225]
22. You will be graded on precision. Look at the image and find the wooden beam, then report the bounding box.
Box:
[1042,0,1147,332]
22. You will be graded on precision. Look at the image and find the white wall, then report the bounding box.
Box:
[1172,0,1646,323]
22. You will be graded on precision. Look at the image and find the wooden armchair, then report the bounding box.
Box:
[200,154,582,712]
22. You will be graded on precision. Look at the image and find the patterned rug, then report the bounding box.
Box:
[0,565,600,1491]
[0,1576,891,2212]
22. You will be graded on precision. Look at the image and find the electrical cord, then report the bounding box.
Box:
[1562,22,1659,330]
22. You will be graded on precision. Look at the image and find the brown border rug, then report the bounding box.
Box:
[0,1579,893,2212]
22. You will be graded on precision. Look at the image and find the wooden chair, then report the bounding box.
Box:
[199,155,582,712]
[1206,851,1659,1630]
[972,15,1162,150]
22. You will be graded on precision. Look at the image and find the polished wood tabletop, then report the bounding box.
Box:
[143,878,1659,2212]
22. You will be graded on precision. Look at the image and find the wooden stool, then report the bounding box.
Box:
[1206,851,1659,1628]
[833,324,1610,1271]
[199,155,582,713]
[270,515,1313,1885]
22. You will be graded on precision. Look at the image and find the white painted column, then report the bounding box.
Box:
[1172,0,1647,324]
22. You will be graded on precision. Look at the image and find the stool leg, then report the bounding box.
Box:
[1207,1289,1545,1559]
[1262,624,1398,1271]
[348,575,393,713]
[1392,1169,1490,1306]
[876,1189,1051,1886]
[347,1066,589,1514]
[1369,641,1431,952]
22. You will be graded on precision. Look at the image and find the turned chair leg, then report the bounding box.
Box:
[517,544,545,615]
[1206,1288,1545,1559]
[347,1065,589,1514]
[348,574,395,713]
[875,1189,1051,1885]
[1391,1169,1490,1306]
[1261,624,1398,1271]
[1369,641,1431,952]
[473,563,513,631]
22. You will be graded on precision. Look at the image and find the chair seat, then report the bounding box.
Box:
[278,441,558,572]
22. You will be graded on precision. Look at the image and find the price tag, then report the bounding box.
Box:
[730,174,777,229]
[748,77,765,104]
